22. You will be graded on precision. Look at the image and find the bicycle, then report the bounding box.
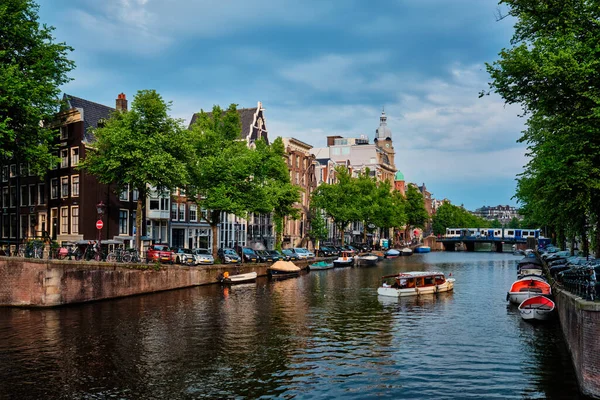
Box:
[56,244,83,261]
[106,248,131,263]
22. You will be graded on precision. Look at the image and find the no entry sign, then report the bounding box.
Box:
[96,220,104,230]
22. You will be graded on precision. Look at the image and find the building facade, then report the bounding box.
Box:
[0,94,140,253]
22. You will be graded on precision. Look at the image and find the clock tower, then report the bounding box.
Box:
[374,109,395,167]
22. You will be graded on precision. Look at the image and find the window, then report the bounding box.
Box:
[189,204,197,222]
[19,163,26,176]
[60,149,69,168]
[119,210,128,234]
[341,147,350,155]
[71,206,79,234]
[60,126,68,140]
[38,183,45,205]
[28,163,32,176]
[2,214,8,238]
[132,189,139,202]
[370,157,376,164]
[20,186,27,206]
[1,166,7,182]
[179,203,185,221]
[61,177,69,198]
[20,215,28,239]
[9,186,16,207]
[295,156,299,168]
[2,187,8,208]
[61,207,69,234]
[161,197,169,210]
[171,203,177,220]
[51,178,58,199]
[201,208,208,220]
[28,185,35,206]
[332,148,340,156]
[70,147,79,166]
[10,214,17,238]
[150,199,159,210]
[9,164,16,177]
[50,153,58,170]
[295,172,299,184]
[71,175,79,197]
[119,185,129,201]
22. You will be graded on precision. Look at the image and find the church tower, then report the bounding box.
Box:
[374,109,395,167]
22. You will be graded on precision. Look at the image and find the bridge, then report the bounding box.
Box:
[437,236,533,252]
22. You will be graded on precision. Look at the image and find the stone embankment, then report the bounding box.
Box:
[541,257,600,398]
[0,257,317,308]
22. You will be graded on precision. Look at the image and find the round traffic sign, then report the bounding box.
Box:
[96,220,104,229]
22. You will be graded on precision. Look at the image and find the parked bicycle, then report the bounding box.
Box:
[106,248,131,263]
[56,243,83,261]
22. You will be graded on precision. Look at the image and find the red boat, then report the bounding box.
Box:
[518,295,555,321]
[507,278,551,304]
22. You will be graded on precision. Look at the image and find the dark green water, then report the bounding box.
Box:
[0,252,584,399]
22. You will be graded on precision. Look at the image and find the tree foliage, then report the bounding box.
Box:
[0,0,74,175]
[431,203,490,235]
[485,0,600,256]
[79,90,191,251]
[405,184,429,234]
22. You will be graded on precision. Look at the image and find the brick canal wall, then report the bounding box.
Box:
[0,257,311,307]
[552,285,600,398]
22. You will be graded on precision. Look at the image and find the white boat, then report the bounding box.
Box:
[219,271,257,284]
[517,267,544,280]
[377,271,455,297]
[401,248,413,256]
[518,295,555,321]
[333,251,354,267]
[506,278,551,304]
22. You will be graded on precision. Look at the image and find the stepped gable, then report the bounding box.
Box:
[63,94,114,143]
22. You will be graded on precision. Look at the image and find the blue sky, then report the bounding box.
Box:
[38,0,524,211]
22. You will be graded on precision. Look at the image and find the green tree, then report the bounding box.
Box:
[485,0,600,256]
[187,104,260,258]
[490,219,503,229]
[507,217,521,229]
[1,0,74,175]
[308,208,329,250]
[253,137,301,251]
[311,167,358,245]
[80,90,192,252]
[405,184,429,240]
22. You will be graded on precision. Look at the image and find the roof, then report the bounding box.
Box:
[188,104,268,144]
[315,158,332,165]
[64,94,114,142]
[395,170,404,181]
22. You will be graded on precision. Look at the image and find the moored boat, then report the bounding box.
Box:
[268,260,301,277]
[384,249,400,259]
[377,271,455,297]
[401,247,413,256]
[218,271,257,284]
[333,251,354,267]
[357,253,379,266]
[506,278,551,304]
[413,246,431,254]
[517,266,544,280]
[309,261,334,270]
[518,295,555,321]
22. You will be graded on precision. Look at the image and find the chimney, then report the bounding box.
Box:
[116,93,127,112]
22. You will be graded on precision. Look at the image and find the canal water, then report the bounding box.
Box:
[0,252,584,399]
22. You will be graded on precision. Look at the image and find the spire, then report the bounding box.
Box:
[376,108,391,140]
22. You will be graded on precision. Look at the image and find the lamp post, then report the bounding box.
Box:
[96,201,106,248]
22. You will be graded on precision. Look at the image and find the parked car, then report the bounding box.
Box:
[192,248,214,265]
[146,244,174,264]
[268,250,283,262]
[282,249,300,261]
[218,248,241,264]
[293,247,315,259]
[317,246,335,257]
[255,250,274,263]
[171,247,195,265]
[241,247,259,263]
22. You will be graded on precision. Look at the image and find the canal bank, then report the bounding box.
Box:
[541,256,600,398]
[0,256,315,308]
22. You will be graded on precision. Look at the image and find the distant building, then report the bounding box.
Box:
[472,205,522,224]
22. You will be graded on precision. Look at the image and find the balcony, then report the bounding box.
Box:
[147,209,170,220]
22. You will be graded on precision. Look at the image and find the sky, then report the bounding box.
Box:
[38,0,525,211]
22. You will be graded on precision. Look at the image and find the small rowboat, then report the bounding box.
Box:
[357,253,379,266]
[413,246,431,253]
[309,261,334,270]
[218,271,257,284]
[518,295,555,321]
[506,278,551,304]
[401,248,413,256]
[384,249,400,259]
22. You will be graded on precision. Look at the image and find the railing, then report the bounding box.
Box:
[556,266,598,301]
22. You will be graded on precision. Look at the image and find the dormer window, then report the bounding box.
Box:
[60,126,68,140]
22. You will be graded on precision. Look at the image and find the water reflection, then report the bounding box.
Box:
[0,252,585,399]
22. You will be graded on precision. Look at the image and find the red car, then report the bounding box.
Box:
[146,244,174,264]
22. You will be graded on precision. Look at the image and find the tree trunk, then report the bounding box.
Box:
[136,192,143,255]
[363,221,368,244]
[210,210,221,259]
[338,222,345,246]
[274,214,283,251]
